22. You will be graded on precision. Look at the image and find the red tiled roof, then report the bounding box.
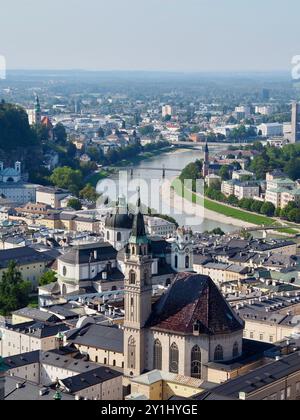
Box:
[147,273,244,335]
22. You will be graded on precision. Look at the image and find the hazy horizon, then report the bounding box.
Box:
[1,0,299,73]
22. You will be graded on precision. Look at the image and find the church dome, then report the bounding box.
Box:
[105,212,134,230]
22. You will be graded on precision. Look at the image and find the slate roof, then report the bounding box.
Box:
[5,321,69,339]
[197,352,300,399]
[12,308,60,323]
[60,367,122,393]
[0,246,53,269]
[4,376,74,401]
[3,351,40,369]
[59,242,117,265]
[146,272,244,335]
[68,324,124,353]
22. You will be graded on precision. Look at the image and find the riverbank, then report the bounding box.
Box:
[169,177,299,235]
[160,178,255,229]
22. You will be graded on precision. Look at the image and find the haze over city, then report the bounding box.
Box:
[0,0,300,72]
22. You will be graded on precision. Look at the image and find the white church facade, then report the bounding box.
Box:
[0,162,37,204]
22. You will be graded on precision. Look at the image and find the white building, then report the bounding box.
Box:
[258,123,283,137]
[162,105,172,118]
[145,216,176,238]
[0,162,37,205]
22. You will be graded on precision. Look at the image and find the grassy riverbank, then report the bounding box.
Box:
[172,179,298,235]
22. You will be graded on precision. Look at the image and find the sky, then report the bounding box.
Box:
[0,0,299,72]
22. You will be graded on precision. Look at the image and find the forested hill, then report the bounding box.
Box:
[0,101,41,164]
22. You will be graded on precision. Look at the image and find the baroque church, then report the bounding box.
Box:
[123,198,244,381]
[52,197,194,299]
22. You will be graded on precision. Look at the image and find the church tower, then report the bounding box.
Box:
[35,95,42,126]
[202,141,210,178]
[123,191,153,378]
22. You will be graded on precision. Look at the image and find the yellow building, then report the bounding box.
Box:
[0,246,53,290]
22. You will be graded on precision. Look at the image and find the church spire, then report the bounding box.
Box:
[129,188,148,245]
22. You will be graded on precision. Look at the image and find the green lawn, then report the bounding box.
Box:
[172,179,298,234]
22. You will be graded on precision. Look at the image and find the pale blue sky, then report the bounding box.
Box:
[0,0,299,72]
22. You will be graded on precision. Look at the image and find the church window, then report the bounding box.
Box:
[169,343,179,374]
[132,246,135,255]
[107,231,110,241]
[128,337,136,370]
[153,339,162,370]
[63,266,67,277]
[214,345,224,361]
[232,342,239,359]
[191,345,202,379]
[117,232,122,242]
[129,271,136,285]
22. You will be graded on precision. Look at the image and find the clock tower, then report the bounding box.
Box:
[123,192,153,378]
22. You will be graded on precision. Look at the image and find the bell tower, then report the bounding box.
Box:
[123,191,153,378]
[202,141,210,178]
[35,95,42,126]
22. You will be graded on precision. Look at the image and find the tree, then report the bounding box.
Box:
[87,147,100,162]
[227,195,239,206]
[261,202,275,217]
[139,125,155,136]
[285,158,300,181]
[53,123,67,145]
[251,200,263,214]
[250,155,269,179]
[0,261,31,316]
[39,271,57,287]
[180,160,203,190]
[288,208,300,223]
[80,184,99,202]
[50,166,83,196]
[68,198,82,210]
[0,103,39,152]
[239,198,255,211]
[219,165,231,181]
[280,201,298,219]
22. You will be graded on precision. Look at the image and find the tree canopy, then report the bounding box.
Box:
[0,261,31,316]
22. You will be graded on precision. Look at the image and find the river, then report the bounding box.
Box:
[100,146,238,234]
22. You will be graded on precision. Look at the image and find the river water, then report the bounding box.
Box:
[100,146,238,234]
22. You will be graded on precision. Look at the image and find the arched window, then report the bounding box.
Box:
[191,345,202,379]
[129,271,136,285]
[232,342,239,359]
[128,337,136,370]
[169,343,179,374]
[185,255,190,269]
[107,231,110,241]
[175,255,178,269]
[214,345,224,361]
[132,246,135,255]
[117,232,122,242]
[153,339,162,370]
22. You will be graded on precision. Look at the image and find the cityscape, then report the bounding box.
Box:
[1,0,300,406]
